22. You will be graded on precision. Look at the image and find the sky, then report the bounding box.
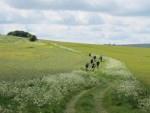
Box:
[0,0,150,44]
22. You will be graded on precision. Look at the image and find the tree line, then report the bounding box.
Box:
[7,30,37,41]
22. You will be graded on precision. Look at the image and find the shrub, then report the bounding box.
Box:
[7,31,32,38]
[29,35,37,42]
[7,30,38,41]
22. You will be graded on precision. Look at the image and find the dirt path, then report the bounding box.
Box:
[93,86,108,113]
[64,89,90,113]
[64,57,132,113]
[64,83,110,113]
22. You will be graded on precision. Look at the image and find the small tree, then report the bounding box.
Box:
[29,35,37,42]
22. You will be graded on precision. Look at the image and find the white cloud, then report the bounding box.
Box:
[0,0,150,44]
[3,0,150,16]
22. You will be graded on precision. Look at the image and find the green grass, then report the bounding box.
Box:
[74,82,108,113]
[57,41,150,87]
[75,93,96,113]
[103,89,142,113]
[0,36,150,113]
[0,35,150,86]
[0,36,87,80]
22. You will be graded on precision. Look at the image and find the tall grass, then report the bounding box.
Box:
[138,96,150,113]
[0,71,98,113]
[102,57,150,113]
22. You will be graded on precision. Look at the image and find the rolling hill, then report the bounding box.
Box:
[0,35,150,87]
[0,35,150,113]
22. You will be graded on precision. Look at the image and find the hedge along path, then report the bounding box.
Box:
[64,57,134,113]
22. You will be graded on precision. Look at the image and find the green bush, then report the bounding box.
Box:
[7,30,37,41]
[29,35,37,42]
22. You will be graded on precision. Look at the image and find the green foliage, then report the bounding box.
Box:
[29,35,37,42]
[0,71,98,113]
[7,30,31,38]
[7,30,37,41]
[138,97,150,113]
[75,93,95,113]
[111,80,147,108]
[0,36,150,113]
[103,91,142,113]
[101,58,150,113]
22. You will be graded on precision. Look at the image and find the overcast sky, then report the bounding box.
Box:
[0,0,150,44]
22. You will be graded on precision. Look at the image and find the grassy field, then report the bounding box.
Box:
[0,36,87,80]
[56,42,150,87]
[0,36,150,113]
[0,36,150,86]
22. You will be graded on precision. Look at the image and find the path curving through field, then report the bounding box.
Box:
[64,89,90,113]
[64,57,133,113]
[64,82,110,113]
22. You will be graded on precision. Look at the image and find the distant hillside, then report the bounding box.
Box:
[125,44,150,48]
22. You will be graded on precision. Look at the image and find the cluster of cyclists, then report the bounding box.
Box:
[85,53,103,71]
